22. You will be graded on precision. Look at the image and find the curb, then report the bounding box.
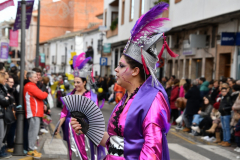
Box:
[172,127,218,146]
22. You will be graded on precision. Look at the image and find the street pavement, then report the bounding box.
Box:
[45,103,240,160]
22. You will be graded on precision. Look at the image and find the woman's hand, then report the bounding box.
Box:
[55,127,61,135]
[70,118,83,134]
[198,110,201,114]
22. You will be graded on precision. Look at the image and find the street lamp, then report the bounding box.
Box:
[13,0,26,155]
[99,32,105,76]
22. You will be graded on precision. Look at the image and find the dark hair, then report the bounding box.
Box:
[233,84,240,91]
[221,77,228,83]
[123,54,147,82]
[183,82,191,92]
[171,75,176,79]
[165,77,169,81]
[32,68,42,73]
[0,63,4,71]
[199,77,206,82]
[209,80,214,85]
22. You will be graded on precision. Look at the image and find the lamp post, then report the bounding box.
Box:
[13,0,26,155]
[99,32,105,76]
[35,0,41,67]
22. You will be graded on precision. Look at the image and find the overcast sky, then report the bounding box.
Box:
[0,0,38,23]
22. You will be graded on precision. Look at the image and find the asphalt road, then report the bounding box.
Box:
[50,101,240,160]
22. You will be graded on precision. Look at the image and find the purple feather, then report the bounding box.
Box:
[78,57,92,70]
[133,17,169,41]
[131,2,169,39]
[72,56,77,69]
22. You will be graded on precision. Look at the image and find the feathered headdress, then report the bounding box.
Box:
[72,52,95,83]
[123,2,178,86]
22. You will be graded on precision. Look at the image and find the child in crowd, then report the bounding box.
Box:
[234,112,240,152]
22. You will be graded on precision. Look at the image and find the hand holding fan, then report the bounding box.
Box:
[61,95,105,146]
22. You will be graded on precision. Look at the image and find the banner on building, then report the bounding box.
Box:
[40,53,45,63]
[9,30,18,47]
[182,40,196,56]
[103,43,111,53]
[221,32,236,46]
[0,0,14,11]
[13,0,34,31]
[0,42,9,59]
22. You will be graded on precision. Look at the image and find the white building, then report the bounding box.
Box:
[167,0,240,80]
[103,0,167,76]
[40,31,84,74]
[103,0,240,80]
[82,23,107,76]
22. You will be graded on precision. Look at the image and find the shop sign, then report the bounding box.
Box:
[13,0,34,31]
[100,57,107,66]
[182,40,195,55]
[40,53,45,63]
[221,32,235,46]
[99,26,107,32]
[236,33,240,46]
[0,42,9,59]
[103,43,111,53]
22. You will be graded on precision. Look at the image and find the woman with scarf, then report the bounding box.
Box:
[71,3,175,159]
[55,53,105,160]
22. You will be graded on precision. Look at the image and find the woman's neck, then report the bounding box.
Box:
[75,89,87,95]
[126,82,141,97]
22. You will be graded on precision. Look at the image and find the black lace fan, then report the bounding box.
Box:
[61,95,105,146]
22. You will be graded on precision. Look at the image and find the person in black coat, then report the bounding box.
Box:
[210,80,220,105]
[165,81,172,103]
[183,80,201,131]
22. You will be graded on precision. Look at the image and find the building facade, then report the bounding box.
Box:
[166,0,240,80]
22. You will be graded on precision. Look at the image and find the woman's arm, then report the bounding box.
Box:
[55,117,66,134]
[100,132,109,147]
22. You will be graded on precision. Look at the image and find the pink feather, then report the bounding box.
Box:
[133,18,169,41]
[74,52,85,69]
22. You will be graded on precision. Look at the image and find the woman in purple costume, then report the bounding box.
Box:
[56,53,105,160]
[71,2,177,160]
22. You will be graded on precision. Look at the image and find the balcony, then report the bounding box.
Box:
[106,25,118,38]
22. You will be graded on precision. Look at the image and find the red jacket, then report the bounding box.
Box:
[24,82,48,118]
[170,86,179,109]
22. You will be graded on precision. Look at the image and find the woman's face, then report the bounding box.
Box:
[214,81,218,88]
[7,78,14,88]
[204,97,209,105]
[74,77,86,92]
[114,56,134,88]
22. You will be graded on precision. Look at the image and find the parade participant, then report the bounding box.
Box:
[56,53,105,160]
[71,2,177,159]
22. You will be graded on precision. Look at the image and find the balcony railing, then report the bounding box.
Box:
[106,25,118,38]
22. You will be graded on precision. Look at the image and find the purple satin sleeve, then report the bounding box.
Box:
[139,92,170,160]
[60,105,68,119]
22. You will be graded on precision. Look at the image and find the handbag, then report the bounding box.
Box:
[4,104,16,124]
[47,94,54,109]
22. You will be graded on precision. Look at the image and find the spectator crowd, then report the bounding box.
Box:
[0,63,52,158]
[162,75,240,150]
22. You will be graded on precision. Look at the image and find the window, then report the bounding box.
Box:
[114,49,119,69]
[129,0,134,21]
[71,45,73,50]
[52,56,55,63]
[111,12,118,23]
[139,0,145,17]
[61,55,65,63]
[121,0,125,25]
[91,39,93,45]
[105,10,107,26]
